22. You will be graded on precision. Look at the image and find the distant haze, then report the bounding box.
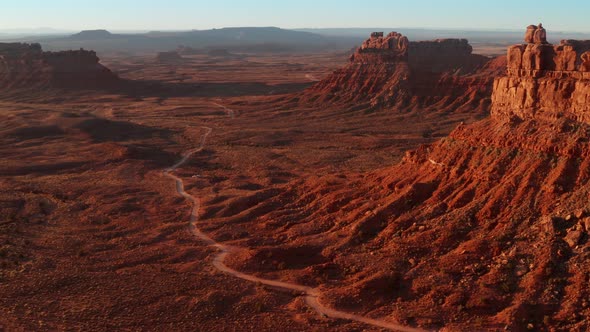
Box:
[1,27,589,57]
[2,0,590,33]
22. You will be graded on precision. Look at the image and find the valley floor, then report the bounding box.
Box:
[0,52,494,331]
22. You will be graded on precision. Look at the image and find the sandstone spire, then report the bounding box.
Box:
[524,23,547,44]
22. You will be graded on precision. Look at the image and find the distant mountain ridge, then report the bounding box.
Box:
[28,27,359,54]
[8,26,589,55]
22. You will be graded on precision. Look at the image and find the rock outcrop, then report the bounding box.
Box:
[0,43,117,90]
[347,32,479,70]
[492,25,590,124]
[304,32,498,113]
[350,32,409,64]
[525,23,548,44]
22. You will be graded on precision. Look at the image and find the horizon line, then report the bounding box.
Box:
[2,25,590,35]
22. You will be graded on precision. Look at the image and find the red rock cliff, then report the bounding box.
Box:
[304,32,498,112]
[409,39,482,73]
[492,35,590,123]
[349,32,409,64]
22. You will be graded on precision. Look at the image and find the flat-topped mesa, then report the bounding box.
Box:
[70,29,113,39]
[350,31,409,63]
[306,31,494,107]
[43,49,101,66]
[1,43,102,67]
[410,38,473,56]
[350,32,483,72]
[0,43,43,60]
[492,24,590,123]
[0,43,117,89]
[408,38,480,72]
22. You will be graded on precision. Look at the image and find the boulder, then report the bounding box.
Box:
[565,230,583,248]
[574,209,587,220]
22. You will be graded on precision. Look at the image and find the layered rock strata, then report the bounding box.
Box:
[492,28,590,123]
[306,32,496,110]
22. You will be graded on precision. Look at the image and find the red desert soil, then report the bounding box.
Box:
[3,28,589,331]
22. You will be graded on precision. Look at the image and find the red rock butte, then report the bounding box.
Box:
[0,43,117,89]
[351,31,410,63]
[350,31,477,70]
[493,24,590,124]
[306,31,498,109]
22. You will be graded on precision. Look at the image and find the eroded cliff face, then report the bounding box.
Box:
[304,32,497,111]
[409,39,482,73]
[492,40,590,123]
[0,43,117,90]
[350,32,409,64]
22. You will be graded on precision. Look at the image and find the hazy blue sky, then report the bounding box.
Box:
[3,0,590,32]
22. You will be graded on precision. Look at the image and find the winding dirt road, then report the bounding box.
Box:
[211,102,235,119]
[163,107,426,332]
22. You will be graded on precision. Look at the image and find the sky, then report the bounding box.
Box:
[2,0,590,32]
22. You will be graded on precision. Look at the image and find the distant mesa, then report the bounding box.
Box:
[0,42,118,89]
[70,29,114,39]
[156,51,183,63]
[305,31,497,110]
[351,31,476,67]
[176,45,203,55]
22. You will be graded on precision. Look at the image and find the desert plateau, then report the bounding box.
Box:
[2,2,590,331]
